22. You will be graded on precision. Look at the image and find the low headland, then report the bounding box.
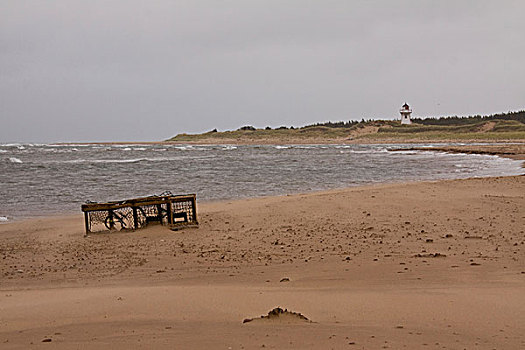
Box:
[168,110,525,145]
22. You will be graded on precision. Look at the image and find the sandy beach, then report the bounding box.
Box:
[1,174,524,349]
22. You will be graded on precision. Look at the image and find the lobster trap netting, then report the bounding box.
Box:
[87,206,135,232]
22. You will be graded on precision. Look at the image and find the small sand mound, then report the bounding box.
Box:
[348,125,379,137]
[243,307,311,324]
[477,121,496,132]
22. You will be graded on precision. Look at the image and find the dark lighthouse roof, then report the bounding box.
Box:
[402,102,410,109]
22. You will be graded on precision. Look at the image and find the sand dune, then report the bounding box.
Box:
[1,176,524,349]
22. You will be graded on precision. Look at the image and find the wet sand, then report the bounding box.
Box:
[1,176,524,349]
[393,144,525,162]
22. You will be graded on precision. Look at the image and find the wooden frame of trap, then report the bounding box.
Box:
[81,194,198,235]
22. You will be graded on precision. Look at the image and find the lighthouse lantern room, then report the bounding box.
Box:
[400,103,412,125]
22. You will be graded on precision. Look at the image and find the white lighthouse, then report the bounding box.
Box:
[400,103,412,125]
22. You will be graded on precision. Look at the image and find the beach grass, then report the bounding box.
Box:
[168,119,525,143]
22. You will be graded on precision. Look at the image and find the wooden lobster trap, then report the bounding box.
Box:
[81,193,197,235]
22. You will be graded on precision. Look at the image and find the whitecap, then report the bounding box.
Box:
[274,146,289,149]
[47,143,90,148]
[9,157,22,163]
[0,150,7,153]
[17,146,26,150]
[61,156,186,164]
[388,150,420,155]
[172,145,207,151]
[113,144,150,149]
[65,158,144,164]
[347,150,373,154]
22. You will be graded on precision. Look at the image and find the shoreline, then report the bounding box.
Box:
[390,143,525,162]
[0,177,470,225]
[2,165,523,224]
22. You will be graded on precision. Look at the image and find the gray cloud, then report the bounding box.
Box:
[1,0,524,142]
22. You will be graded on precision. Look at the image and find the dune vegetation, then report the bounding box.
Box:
[168,111,525,143]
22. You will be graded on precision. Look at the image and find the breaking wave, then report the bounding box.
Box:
[61,157,184,164]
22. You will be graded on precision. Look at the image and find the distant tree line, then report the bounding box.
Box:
[229,110,524,132]
[302,110,525,128]
[302,120,362,129]
[412,110,525,125]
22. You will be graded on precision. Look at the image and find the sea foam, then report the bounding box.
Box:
[62,156,184,164]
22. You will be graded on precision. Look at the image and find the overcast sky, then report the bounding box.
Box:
[1,1,524,142]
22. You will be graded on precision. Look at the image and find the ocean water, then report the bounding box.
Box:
[0,143,523,221]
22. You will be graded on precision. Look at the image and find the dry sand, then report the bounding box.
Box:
[1,176,524,349]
